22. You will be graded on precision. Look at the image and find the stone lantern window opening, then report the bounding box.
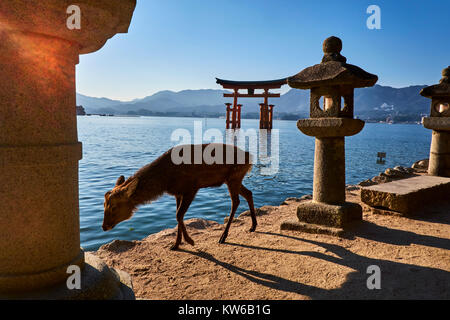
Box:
[310,86,355,118]
[433,101,449,115]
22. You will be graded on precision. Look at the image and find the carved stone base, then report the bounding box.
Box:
[280,200,362,235]
[1,253,134,300]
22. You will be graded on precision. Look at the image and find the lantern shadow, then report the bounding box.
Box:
[180,227,450,299]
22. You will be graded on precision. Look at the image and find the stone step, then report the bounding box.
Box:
[360,175,450,214]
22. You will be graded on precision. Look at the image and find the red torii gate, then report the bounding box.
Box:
[216,78,287,129]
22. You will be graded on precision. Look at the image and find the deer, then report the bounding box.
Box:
[102,143,257,250]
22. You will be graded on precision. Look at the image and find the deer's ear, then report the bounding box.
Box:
[125,178,139,198]
[116,175,125,186]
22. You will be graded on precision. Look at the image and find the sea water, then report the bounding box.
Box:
[78,116,431,251]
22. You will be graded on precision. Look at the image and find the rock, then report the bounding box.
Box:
[281,195,313,205]
[300,194,313,200]
[385,168,407,178]
[98,240,136,254]
[223,216,244,224]
[371,175,391,184]
[185,218,220,230]
[394,166,414,174]
[284,197,301,202]
[412,159,429,170]
[359,179,376,187]
[239,205,277,217]
[281,197,299,205]
[361,175,450,214]
[367,165,417,186]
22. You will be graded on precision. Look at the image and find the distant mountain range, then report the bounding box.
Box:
[77,84,431,122]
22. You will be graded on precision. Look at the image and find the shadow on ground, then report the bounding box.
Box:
[181,220,450,299]
[348,219,450,251]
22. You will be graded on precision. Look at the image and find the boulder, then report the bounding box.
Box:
[412,159,429,170]
[361,175,450,214]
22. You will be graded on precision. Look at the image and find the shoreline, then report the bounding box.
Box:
[85,159,428,252]
[78,114,424,125]
[93,159,450,299]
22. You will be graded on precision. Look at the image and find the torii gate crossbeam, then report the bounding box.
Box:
[216,78,287,129]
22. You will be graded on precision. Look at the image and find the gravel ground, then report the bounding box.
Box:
[94,185,450,300]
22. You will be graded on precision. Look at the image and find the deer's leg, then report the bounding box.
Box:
[219,182,241,244]
[171,196,183,250]
[240,184,257,232]
[170,195,183,250]
[172,220,184,251]
[170,192,196,250]
[176,195,181,210]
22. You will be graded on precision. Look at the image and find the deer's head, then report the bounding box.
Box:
[102,176,139,231]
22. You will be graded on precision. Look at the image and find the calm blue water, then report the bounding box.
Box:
[78,116,431,251]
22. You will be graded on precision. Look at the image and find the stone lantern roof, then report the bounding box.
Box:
[0,0,136,54]
[288,36,378,89]
[420,66,450,98]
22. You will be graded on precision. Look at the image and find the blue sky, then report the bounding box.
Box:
[76,0,449,101]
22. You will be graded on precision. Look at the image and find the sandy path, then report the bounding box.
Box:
[94,188,450,300]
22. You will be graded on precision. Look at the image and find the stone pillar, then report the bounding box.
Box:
[0,30,84,293]
[291,119,365,231]
[0,0,136,299]
[313,137,345,204]
[423,119,450,177]
[429,131,450,176]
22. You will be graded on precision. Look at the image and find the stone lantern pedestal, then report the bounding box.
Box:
[0,1,136,299]
[423,119,450,177]
[293,118,365,231]
[281,37,378,235]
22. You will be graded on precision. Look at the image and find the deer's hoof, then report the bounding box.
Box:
[249,226,256,232]
[218,235,227,244]
[185,237,195,246]
[170,243,180,251]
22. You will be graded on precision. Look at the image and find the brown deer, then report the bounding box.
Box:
[102,143,257,250]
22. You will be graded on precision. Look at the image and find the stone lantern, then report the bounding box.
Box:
[0,1,136,299]
[281,36,378,234]
[420,66,450,177]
